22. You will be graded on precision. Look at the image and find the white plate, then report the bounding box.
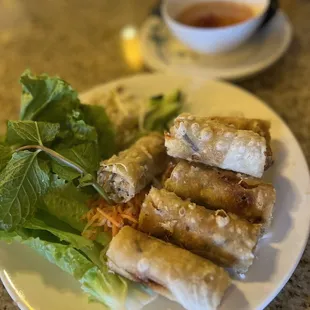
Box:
[140,12,292,80]
[1,74,309,310]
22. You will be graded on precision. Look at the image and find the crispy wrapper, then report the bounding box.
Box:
[98,133,167,203]
[139,188,262,273]
[165,113,270,177]
[107,226,231,310]
[165,160,276,226]
[208,116,273,169]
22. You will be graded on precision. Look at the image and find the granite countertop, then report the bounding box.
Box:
[0,0,309,309]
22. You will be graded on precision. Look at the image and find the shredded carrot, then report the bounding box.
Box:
[82,189,147,238]
[120,214,138,223]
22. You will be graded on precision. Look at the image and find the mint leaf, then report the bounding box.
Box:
[67,111,98,143]
[7,121,60,146]
[81,104,116,158]
[20,70,80,123]
[0,151,49,230]
[51,143,99,181]
[0,145,13,172]
[51,162,80,181]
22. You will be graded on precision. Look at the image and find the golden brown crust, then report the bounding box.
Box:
[165,114,268,178]
[97,132,167,202]
[139,188,262,273]
[208,116,273,169]
[165,161,276,226]
[107,226,231,310]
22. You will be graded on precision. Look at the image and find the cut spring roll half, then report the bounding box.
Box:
[107,226,231,310]
[139,188,262,273]
[165,160,276,226]
[165,113,270,177]
[97,133,167,203]
[208,116,273,169]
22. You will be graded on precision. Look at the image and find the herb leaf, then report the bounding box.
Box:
[20,70,80,123]
[81,104,116,158]
[24,217,94,249]
[40,180,111,245]
[24,237,94,279]
[51,142,99,181]
[40,181,90,232]
[0,145,13,172]
[0,151,49,230]
[7,121,60,146]
[144,90,183,131]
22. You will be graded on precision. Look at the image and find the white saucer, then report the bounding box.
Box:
[140,11,292,80]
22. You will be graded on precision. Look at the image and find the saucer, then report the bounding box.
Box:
[140,11,292,80]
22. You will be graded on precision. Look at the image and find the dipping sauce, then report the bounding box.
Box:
[176,2,255,28]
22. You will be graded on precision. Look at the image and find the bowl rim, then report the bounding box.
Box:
[161,0,270,32]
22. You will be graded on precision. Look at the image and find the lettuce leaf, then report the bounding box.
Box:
[24,217,93,249]
[81,104,116,158]
[144,90,183,131]
[19,70,116,159]
[20,70,80,123]
[41,181,89,232]
[0,229,155,310]
[25,238,94,279]
[40,180,111,245]
[80,265,128,310]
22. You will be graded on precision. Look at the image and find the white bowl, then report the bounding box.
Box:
[162,0,270,54]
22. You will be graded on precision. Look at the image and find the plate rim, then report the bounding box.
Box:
[1,73,309,310]
[140,11,293,81]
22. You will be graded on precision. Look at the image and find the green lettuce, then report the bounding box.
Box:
[81,104,117,158]
[41,180,111,246]
[144,90,183,131]
[19,70,116,160]
[24,217,94,249]
[0,227,155,310]
[0,70,184,309]
[20,70,80,123]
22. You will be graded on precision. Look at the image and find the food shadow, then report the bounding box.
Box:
[263,139,301,243]
[218,284,249,310]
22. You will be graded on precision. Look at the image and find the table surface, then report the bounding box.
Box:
[0,0,309,309]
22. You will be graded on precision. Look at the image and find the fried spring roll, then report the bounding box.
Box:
[165,161,276,226]
[208,116,273,169]
[107,226,231,310]
[165,113,270,177]
[139,188,261,273]
[97,133,167,203]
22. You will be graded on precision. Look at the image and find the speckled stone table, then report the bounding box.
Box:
[0,0,309,309]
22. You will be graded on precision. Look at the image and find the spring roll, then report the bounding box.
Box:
[165,161,276,226]
[165,113,270,177]
[107,226,231,310]
[97,133,167,203]
[208,116,273,169]
[139,188,261,273]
